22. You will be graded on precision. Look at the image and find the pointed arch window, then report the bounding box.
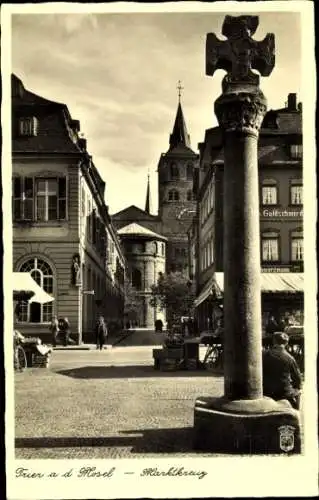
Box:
[17,257,54,323]
[187,190,195,201]
[186,163,193,180]
[132,268,142,290]
[170,163,179,180]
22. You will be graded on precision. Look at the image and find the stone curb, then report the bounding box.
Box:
[52,345,113,351]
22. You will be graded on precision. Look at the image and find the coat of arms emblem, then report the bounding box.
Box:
[278,425,295,452]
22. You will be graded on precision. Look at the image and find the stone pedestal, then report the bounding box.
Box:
[194,397,301,454]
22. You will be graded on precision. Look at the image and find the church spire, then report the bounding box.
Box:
[169,81,191,150]
[145,171,152,214]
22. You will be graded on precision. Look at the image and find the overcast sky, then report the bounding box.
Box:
[11,10,301,214]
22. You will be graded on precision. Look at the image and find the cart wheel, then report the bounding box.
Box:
[16,345,27,371]
[205,347,220,371]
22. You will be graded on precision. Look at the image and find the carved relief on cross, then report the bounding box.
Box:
[206,15,275,90]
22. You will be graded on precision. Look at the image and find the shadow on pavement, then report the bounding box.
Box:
[55,365,223,379]
[15,427,199,453]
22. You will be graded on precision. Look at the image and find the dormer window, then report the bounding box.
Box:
[19,117,38,137]
[290,144,302,159]
[262,110,279,129]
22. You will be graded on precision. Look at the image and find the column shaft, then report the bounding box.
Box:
[223,131,262,399]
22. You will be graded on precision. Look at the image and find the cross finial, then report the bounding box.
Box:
[206,15,275,91]
[177,80,184,102]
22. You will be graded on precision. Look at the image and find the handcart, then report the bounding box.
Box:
[153,331,200,371]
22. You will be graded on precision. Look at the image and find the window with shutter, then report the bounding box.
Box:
[12,176,34,221]
[10,176,68,222]
[58,177,67,219]
[13,177,22,220]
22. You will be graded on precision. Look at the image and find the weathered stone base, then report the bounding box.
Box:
[193,396,301,454]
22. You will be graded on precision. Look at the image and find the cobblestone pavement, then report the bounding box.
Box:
[15,346,224,458]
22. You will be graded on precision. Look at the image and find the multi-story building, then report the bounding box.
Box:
[117,222,167,328]
[12,74,125,343]
[194,93,303,332]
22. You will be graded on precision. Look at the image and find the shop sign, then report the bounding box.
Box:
[262,264,303,273]
[261,208,303,218]
[262,267,291,273]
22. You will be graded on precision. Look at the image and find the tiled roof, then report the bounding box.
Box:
[212,143,296,165]
[262,108,302,134]
[112,205,159,221]
[117,222,167,240]
[166,143,198,156]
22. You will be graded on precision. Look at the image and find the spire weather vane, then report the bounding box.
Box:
[177,80,184,102]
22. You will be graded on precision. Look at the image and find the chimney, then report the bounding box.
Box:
[78,137,87,151]
[71,119,80,133]
[287,93,297,111]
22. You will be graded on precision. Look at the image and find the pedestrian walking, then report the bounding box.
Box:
[58,317,71,346]
[95,315,108,350]
[49,315,59,347]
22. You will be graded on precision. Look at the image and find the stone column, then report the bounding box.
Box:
[215,90,267,399]
[193,15,301,454]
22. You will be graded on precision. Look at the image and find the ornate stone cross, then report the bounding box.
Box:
[206,15,275,89]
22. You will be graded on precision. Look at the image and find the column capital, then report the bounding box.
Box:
[214,90,267,136]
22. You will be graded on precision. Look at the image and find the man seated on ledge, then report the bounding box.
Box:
[262,332,302,410]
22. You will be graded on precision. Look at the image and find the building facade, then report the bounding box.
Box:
[12,74,125,343]
[194,93,303,332]
[117,223,167,328]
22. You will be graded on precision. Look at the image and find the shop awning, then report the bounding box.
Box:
[195,272,303,308]
[194,275,220,308]
[13,272,55,304]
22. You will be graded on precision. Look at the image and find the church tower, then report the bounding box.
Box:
[157,82,198,274]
